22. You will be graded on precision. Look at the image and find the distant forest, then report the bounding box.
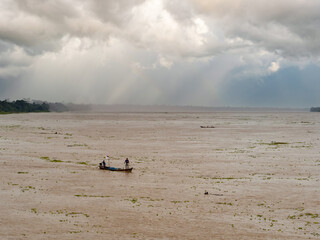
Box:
[0,99,50,113]
[310,107,320,112]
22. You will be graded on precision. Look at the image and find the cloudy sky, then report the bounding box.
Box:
[1,0,320,107]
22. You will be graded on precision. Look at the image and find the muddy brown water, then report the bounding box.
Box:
[0,112,319,239]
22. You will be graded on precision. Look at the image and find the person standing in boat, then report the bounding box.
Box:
[124,158,130,169]
[105,155,110,166]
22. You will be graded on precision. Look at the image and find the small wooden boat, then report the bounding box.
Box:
[99,164,133,172]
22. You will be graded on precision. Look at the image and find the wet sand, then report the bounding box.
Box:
[0,112,319,239]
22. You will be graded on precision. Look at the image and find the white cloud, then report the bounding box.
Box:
[158,55,173,69]
[268,62,280,73]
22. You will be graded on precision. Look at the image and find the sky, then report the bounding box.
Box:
[1,0,320,108]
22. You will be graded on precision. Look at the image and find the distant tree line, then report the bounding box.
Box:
[48,102,69,112]
[0,99,50,113]
[310,107,320,112]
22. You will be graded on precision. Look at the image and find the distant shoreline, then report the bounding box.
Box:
[66,104,309,113]
[0,99,311,113]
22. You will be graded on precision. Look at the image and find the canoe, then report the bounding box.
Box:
[99,165,133,172]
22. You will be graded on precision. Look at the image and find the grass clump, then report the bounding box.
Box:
[31,208,37,214]
[65,212,89,218]
[130,198,138,204]
[41,156,63,163]
[211,177,236,180]
[216,202,233,206]
[49,159,63,163]
[305,213,319,219]
[76,162,88,165]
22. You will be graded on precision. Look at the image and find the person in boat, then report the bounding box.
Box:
[124,158,130,169]
[105,155,110,166]
[102,159,106,168]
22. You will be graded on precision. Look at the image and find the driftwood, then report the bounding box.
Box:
[200,126,215,128]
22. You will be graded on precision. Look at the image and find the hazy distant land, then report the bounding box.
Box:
[1,99,316,115]
[67,104,309,113]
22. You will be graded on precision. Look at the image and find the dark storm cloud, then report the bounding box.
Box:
[190,0,320,58]
[1,0,320,59]
[0,0,319,107]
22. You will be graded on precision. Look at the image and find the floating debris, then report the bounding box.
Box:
[204,191,223,196]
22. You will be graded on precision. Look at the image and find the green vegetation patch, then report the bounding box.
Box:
[76,162,88,165]
[40,156,63,163]
[211,177,236,180]
[216,202,233,206]
[288,213,319,220]
[128,198,138,204]
[140,197,164,201]
[305,213,319,219]
[21,186,35,192]
[50,159,63,163]
[65,212,89,218]
[31,208,37,214]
